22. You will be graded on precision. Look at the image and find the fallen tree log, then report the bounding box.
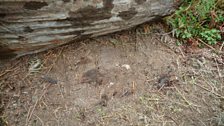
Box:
[0,0,180,61]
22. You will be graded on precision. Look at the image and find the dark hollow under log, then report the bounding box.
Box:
[0,0,180,62]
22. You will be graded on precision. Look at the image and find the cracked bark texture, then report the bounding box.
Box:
[0,0,179,61]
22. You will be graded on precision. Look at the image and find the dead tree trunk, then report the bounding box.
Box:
[0,0,179,61]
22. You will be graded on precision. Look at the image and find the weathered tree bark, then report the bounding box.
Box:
[0,0,179,61]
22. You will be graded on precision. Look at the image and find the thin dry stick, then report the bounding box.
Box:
[198,39,219,53]
[132,81,136,94]
[146,77,157,82]
[58,84,65,99]
[219,42,224,52]
[25,84,51,126]
[174,85,192,106]
[158,83,166,92]
[178,47,186,58]
[157,92,189,108]
[25,106,32,126]
[41,100,48,108]
[34,114,44,126]
[194,83,224,99]
[215,58,223,78]
[165,116,179,126]
[199,74,217,93]
[0,70,11,78]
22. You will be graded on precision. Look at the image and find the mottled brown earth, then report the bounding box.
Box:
[0,23,224,126]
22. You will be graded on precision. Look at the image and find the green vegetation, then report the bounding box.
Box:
[167,0,224,45]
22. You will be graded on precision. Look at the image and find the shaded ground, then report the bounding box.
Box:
[0,23,224,126]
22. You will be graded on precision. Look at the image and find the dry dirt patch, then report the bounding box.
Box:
[0,23,224,126]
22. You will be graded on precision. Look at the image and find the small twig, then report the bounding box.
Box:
[158,83,166,92]
[34,114,44,126]
[197,117,207,126]
[198,74,218,92]
[131,81,136,94]
[178,47,185,58]
[0,70,11,78]
[0,61,20,78]
[157,92,189,108]
[165,116,179,126]
[41,101,48,108]
[214,58,223,78]
[146,77,157,82]
[174,86,192,106]
[25,106,32,126]
[174,85,202,110]
[53,107,63,119]
[219,42,224,52]
[194,83,224,99]
[25,84,51,126]
[58,84,65,99]
[157,29,176,36]
[198,39,219,53]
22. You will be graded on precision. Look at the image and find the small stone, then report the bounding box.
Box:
[121,64,131,70]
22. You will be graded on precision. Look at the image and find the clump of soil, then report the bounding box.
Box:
[0,23,224,126]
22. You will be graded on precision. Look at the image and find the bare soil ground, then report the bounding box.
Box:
[0,23,224,126]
